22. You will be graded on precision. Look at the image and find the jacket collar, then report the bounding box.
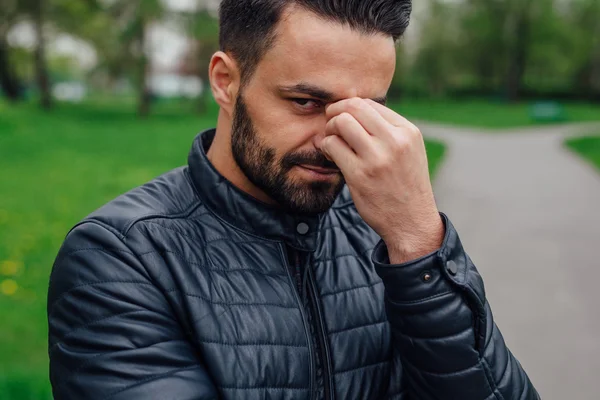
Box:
[188,129,323,252]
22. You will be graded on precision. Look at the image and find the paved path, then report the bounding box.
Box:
[418,121,600,400]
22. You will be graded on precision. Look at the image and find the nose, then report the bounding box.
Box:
[312,125,330,151]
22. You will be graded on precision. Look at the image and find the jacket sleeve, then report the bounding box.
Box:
[48,222,218,400]
[373,214,539,400]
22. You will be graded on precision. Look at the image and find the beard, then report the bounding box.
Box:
[231,93,346,215]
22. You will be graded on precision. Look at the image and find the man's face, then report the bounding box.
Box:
[231,6,397,215]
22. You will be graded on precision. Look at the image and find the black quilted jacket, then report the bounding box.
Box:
[48,129,538,400]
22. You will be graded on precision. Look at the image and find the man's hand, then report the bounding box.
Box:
[315,98,444,263]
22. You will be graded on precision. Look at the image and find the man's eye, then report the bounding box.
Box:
[292,98,322,110]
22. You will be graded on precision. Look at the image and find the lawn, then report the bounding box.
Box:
[390,99,600,129]
[565,135,600,171]
[0,100,445,399]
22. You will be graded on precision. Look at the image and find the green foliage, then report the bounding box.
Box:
[565,135,600,171]
[408,0,600,100]
[390,99,600,129]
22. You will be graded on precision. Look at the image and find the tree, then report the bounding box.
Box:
[184,5,219,113]
[0,0,23,101]
[460,0,511,95]
[570,0,600,100]
[31,0,52,109]
[504,0,535,101]
[107,0,166,117]
[410,0,463,97]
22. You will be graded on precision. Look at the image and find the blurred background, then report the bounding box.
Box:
[0,0,599,399]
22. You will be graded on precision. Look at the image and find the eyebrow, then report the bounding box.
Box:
[278,83,387,105]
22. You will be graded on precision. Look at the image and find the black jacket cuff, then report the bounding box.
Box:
[371,213,481,304]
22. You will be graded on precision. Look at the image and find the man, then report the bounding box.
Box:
[48,1,538,399]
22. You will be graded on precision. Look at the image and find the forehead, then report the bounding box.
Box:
[253,6,397,99]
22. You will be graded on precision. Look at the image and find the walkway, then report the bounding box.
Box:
[420,121,600,400]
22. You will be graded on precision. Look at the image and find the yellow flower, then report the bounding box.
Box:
[1,260,22,276]
[1,279,18,296]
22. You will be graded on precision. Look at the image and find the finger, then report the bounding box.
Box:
[364,99,414,128]
[317,135,357,175]
[326,98,392,139]
[325,113,377,157]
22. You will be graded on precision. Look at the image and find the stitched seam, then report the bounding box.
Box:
[138,249,286,278]
[122,199,204,237]
[314,247,374,265]
[395,325,472,341]
[319,221,365,234]
[484,307,497,349]
[65,247,134,257]
[142,220,211,244]
[481,358,504,400]
[321,280,383,298]
[138,249,207,267]
[199,339,307,348]
[54,338,186,392]
[68,220,125,241]
[145,220,267,247]
[219,385,308,390]
[406,360,479,378]
[386,291,454,306]
[328,319,388,335]
[206,237,281,246]
[102,365,202,400]
[202,267,286,277]
[48,280,154,318]
[335,359,391,375]
[49,310,150,353]
[165,289,297,309]
[497,349,511,388]
[142,221,278,248]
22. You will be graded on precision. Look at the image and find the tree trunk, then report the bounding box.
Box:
[0,38,21,102]
[506,1,532,102]
[137,23,151,118]
[506,19,529,102]
[33,0,52,109]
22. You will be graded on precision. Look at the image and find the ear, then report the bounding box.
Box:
[209,51,240,116]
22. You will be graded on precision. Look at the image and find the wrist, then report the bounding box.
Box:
[384,213,445,264]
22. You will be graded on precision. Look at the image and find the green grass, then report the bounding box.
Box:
[425,139,445,177]
[0,101,214,399]
[390,99,600,129]
[0,100,445,399]
[565,135,600,171]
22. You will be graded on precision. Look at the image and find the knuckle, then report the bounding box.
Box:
[391,136,410,153]
[346,97,365,113]
[409,124,422,139]
[364,156,389,177]
[338,112,354,126]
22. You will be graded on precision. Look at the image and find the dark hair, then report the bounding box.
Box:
[219,0,412,83]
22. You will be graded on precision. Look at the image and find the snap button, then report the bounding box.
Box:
[446,260,458,276]
[422,272,432,282]
[296,222,310,235]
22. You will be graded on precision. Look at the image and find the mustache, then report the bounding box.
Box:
[282,150,339,170]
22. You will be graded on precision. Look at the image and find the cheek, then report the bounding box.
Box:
[253,107,328,154]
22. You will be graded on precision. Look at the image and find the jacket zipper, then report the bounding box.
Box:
[305,256,334,400]
[291,248,334,400]
[280,244,315,399]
